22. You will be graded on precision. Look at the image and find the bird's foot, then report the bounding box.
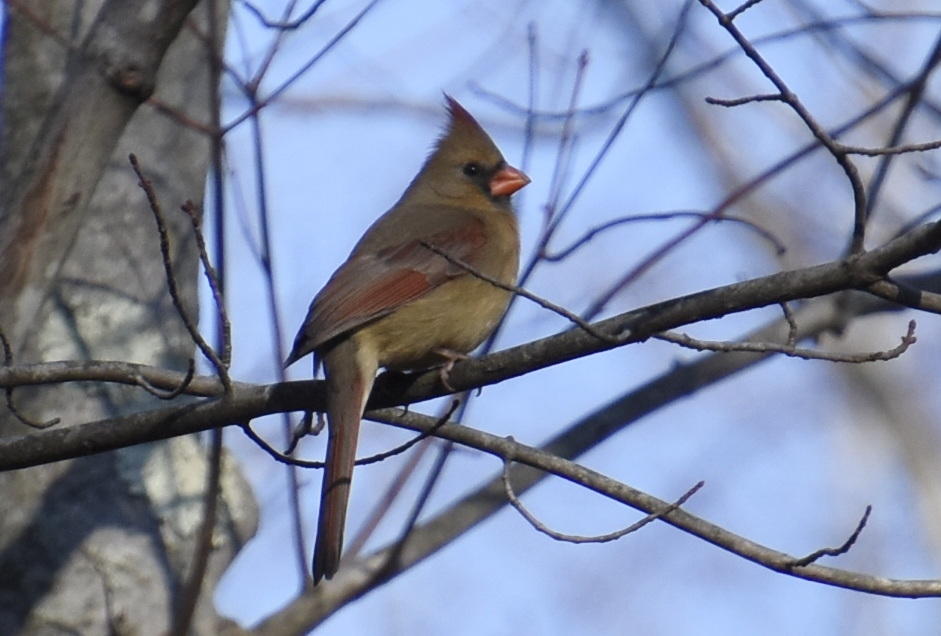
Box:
[286,411,326,454]
[432,348,469,392]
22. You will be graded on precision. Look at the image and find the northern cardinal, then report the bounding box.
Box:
[284,96,530,583]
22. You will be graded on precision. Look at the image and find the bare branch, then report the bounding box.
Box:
[842,138,941,156]
[544,210,787,261]
[698,0,870,253]
[865,279,941,313]
[705,92,784,107]
[255,415,941,633]
[222,0,383,133]
[654,319,916,364]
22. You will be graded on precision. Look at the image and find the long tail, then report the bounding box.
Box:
[313,338,377,583]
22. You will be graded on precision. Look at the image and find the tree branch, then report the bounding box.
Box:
[1,219,939,470]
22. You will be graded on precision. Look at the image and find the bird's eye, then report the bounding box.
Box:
[462,162,481,177]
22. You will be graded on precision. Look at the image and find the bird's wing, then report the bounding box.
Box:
[284,213,486,365]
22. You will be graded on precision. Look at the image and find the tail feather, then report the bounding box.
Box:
[312,338,377,583]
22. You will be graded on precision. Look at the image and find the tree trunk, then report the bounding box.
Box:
[0,2,257,633]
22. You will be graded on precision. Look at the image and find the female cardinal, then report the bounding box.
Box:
[284,96,529,583]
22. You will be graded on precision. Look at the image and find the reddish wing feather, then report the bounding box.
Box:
[306,263,431,346]
[289,216,487,360]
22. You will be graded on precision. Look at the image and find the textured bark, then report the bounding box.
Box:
[0,2,257,634]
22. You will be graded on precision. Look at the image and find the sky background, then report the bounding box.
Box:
[159,0,941,633]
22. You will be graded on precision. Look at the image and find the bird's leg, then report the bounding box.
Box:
[286,411,327,454]
[432,348,470,391]
[286,355,329,453]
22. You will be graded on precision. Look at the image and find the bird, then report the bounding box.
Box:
[284,95,530,583]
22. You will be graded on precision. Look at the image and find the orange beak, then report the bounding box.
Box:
[489,164,530,197]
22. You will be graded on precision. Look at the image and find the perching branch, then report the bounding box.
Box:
[2,218,940,469]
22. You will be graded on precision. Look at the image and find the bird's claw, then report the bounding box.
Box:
[433,347,469,392]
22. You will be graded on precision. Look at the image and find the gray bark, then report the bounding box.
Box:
[0,2,257,634]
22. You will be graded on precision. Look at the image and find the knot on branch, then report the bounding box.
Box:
[98,53,155,102]
[842,254,884,288]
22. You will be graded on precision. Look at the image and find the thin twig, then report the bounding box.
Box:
[222,0,383,134]
[544,50,590,223]
[544,210,786,261]
[419,242,620,343]
[655,320,916,363]
[780,302,799,347]
[3,0,76,50]
[345,399,462,560]
[726,0,767,21]
[180,201,232,368]
[237,76,309,579]
[147,97,215,135]
[129,155,231,390]
[238,0,327,30]
[705,92,784,106]
[167,4,228,632]
[243,0,304,91]
[546,0,696,239]
[356,412,941,598]
[134,358,196,399]
[240,409,452,470]
[786,1,941,228]
[841,138,941,156]
[788,506,873,568]
[0,326,59,429]
[503,450,704,543]
[167,423,223,636]
[698,0,870,253]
